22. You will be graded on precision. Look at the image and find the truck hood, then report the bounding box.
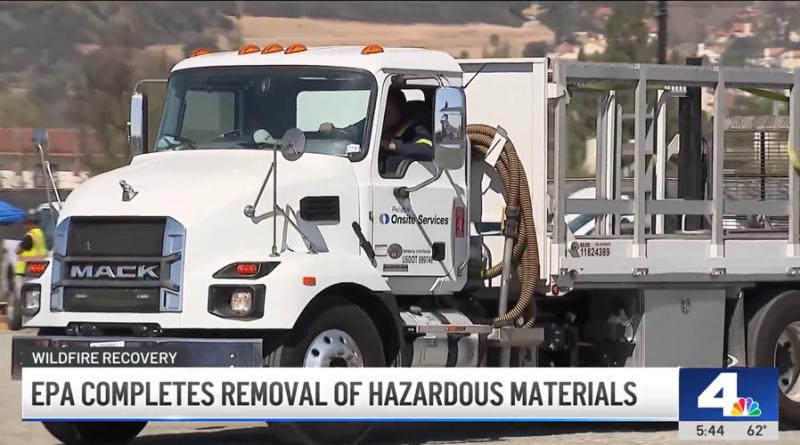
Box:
[60,150,356,225]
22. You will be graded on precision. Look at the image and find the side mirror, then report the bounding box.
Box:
[433,86,467,170]
[280,128,306,161]
[128,92,148,158]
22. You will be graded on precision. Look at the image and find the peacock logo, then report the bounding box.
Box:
[730,397,761,417]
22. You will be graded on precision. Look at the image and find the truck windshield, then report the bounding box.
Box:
[155,67,376,156]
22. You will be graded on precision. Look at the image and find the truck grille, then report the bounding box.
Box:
[52,217,185,314]
[67,217,166,257]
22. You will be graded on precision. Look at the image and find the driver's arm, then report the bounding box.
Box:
[387,125,433,162]
[319,118,366,139]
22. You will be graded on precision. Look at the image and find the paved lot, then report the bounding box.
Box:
[1,331,798,444]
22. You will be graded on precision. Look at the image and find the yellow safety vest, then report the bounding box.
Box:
[394,122,432,147]
[16,227,47,275]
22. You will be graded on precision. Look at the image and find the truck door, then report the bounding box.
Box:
[371,83,469,291]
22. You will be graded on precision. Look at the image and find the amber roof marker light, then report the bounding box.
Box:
[238,44,261,55]
[284,43,308,54]
[191,48,211,57]
[261,44,284,54]
[361,44,384,55]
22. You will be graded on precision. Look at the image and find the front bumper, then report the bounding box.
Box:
[10,335,263,380]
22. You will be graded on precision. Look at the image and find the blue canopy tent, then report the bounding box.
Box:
[0,200,24,224]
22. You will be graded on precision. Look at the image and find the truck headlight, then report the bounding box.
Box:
[208,285,265,320]
[230,290,253,314]
[21,284,41,316]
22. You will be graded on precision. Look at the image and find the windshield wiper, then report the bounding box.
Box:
[161,134,199,150]
[234,141,268,149]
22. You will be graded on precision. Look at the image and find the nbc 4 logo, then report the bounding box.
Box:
[697,372,762,417]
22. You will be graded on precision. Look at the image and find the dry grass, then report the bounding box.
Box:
[237,15,554,59]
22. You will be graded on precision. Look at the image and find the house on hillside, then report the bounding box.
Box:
[571,31,589,43]
[780,50,800,70]
[697,43,723,65]
[0,128,97,189]
[548,41,580,60]
[730,22,754,39]
[710,29,729,45]
[762,47,786,67]
[594,6,613,21]
[581,35,607,57]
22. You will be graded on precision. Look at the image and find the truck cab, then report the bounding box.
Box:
[14,45,478,445]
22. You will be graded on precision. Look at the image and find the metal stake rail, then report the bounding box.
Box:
[551,61,800,283]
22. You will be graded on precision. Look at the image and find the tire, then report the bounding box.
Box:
[747,290,800,425]
[265,296,385,445]
[42,421,147,445]
[5,287,21,331]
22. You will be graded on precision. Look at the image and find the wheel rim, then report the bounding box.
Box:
[775,321,800,402]
[303,329,364,368]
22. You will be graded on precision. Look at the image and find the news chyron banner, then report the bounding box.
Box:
[24,367,672,421]
[20,352,779,440]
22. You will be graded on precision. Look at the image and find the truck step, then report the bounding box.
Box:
[486,327,545,347]
[404,324,493,336]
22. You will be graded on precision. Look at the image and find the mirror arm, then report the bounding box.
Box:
[393,167,443,200]
[34,142,62,218]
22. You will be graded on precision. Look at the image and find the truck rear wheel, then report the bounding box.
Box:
[42,421,147,445]
[265,296,385,445]
[747,290,800,425]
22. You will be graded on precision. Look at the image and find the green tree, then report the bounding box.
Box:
[69,47,175,174]
[720,37,760,66]
[482,34,510,58]
[69,48,135,173]
[564,3,655,176]
[601,2,654,63]
[522,41,550,57]
[538,2,600,43]
[0,91,44,127]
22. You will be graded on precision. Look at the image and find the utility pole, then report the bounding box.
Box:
[657,0,668,64]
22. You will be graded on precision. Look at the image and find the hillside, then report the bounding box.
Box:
[241,1,532,26]
[0,1,773,131]
[0,1,532,89]
[0,1,541,128]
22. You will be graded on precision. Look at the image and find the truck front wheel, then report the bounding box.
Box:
[42,421,147,445]
[265,296,385,445]
[5,288,21,331]
[747,289,800,425]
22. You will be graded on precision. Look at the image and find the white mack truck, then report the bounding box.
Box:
[11,43,800,444]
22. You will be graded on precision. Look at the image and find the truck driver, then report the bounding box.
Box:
[318,88,433,174]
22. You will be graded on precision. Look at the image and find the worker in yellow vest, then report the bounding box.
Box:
[15,209,47,276]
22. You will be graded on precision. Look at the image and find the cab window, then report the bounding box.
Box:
[379,86,435,179]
